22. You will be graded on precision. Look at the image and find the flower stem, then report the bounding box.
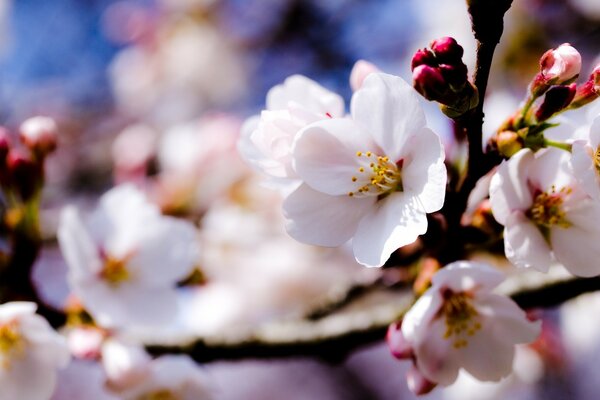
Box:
[543,139,572,152]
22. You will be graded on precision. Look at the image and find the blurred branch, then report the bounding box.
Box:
[146,269,600,363]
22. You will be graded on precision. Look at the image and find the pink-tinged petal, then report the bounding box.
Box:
[350,60,380,92]
[476,293,541,345]
[551,220,600,277]
[401,127,447,213]
[58,207,102,279]
[413,317,461,386]
[266,75,344,117]
[527,148,574,191]
[489,149,534,225]
[283,183,373,247]
[353,192,427,267]
[402,290,443,344]
[387,322,413,359]
[432,261,504,293]
[504,212,552,272]
[406,364,437,395]
[571,141,600,201]
[351,73,426,161]
[293,118,378,196]
[564,200,600,232]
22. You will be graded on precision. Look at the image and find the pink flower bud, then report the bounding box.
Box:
[19,116,58,156]
[411,48,436,71]
[406,365,437,395]
[540,43,581,84]
[0,127,11,162]
[568,66,600,109]
[7,150,40,201]
[535,83,577,121]
[438,63,468,89]
[349,60,380,91]
[430,36,464,63]
[386,321,413,359]
[413,64,447,101]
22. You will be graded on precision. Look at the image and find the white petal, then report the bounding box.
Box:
[0,301,37,322]
[401,127,447,212]
[476,293,541,345]
[433,261,504,293]
[266,75,344,117]
[504,212,552,272]
[128,217,199,286]
[489,149,534,225]
[413,317,461,386]
[589,114,600,147]
[352,192,427,267]
[551,217,600,277]
[351,73,426,161]
[58,207,102,279]
[402,290,443,344]
[571,141,600,201]
[283,183,373,247]
[527,147,574,191]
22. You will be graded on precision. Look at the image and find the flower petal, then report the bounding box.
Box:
[432,261,505,293]
[401,127,447,213]
[504,212,552,272]
[489,149,534,225]
[571,141,600,201]
[413,317,461,385]
[352,192,427,267]
[283,183,373,247]
[266,75,344,117]
[58,206,102,279]
[351,73,426,161]
[292,118,378,196]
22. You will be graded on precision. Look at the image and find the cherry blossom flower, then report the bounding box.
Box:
[391,261,540,391]
[350,60,380,91]
[540,43,581,85]
[283,72,446,267]
[489,148,600,276]
[238,74,345,187]
[0,302,70,400]
[571,115,600,200]
[58,184,199,328]
[19,116,58,156]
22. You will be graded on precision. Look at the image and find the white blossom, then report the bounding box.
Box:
[283,72,446,267]
[58,184,199,328]
[0,302,70,400]
[571,114,600,200]
[400,261,540,387]
[238,74,345,187]
[490,148,600,276]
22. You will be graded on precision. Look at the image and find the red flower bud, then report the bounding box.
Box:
[412,65,447,101]
[411,48,436,71]
[430,36,464,64]
[535,83,577,121]
[7,150,40,201]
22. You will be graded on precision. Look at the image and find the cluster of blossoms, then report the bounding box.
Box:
[239,38,600,395]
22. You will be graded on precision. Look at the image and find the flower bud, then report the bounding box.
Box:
[438,63,468,90]
[406,365,437,395]
[569,66,600,109]
[540,43,581,85]
[0,127,11,163]
[534,83,576,121]
[386,321,413,360]
[412,64,448,101]
[430,36,464,64]
[411,48,436,70]
[19,116,58,156]
[350,60,380,91]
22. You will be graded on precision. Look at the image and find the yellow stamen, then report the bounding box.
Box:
[528,186,571,228]
[100,256,130,286]
[594,146,600,172]
[347,150,403,198]
[137,389,180,400]
[441,291,481,349]
[0,321,24,370]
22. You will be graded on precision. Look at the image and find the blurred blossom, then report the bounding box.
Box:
[112,123,158,184]
[110,17,245,126]
[0,302,70,400]
[51,359,119,400]
[57,184,200,329]
[568,0,600,20]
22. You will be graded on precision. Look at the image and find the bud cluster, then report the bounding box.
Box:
[490,44,600,157]
[411,37,478,118]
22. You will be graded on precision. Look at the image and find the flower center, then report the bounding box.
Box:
[528,186,571,228]
[137,390,180,400]
[0,321,24,369]
[441,291,481,349]
[100,256,130,286]
[347,151,402,198]
[594,146,600,172]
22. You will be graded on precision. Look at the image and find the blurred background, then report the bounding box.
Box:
[2,0,600,398]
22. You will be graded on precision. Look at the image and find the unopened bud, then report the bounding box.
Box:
[0,128,11,162]
[535,83,577,121]
[438,63,468,90]
[386,321,413,360]
[19,116,58,156]
[569,66,600,109]
[350,60,380,91]
[413,65,448,101]
[406,365,437,395]
[430,36,464,64]
[411,48,436,70]
[540,43,581,85]
[496,130,524,157]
